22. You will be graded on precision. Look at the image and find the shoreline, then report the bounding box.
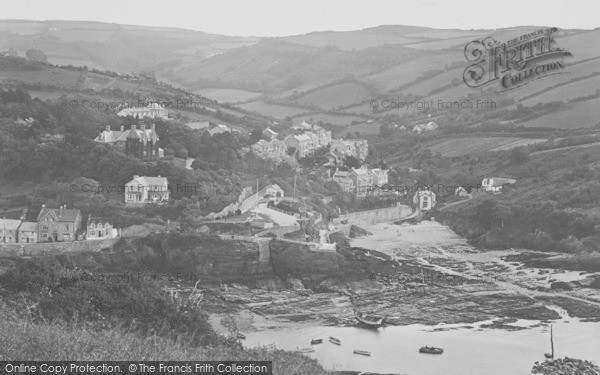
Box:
[206,220,600,336]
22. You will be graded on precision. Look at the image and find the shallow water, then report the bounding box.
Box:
[244,320,600,375]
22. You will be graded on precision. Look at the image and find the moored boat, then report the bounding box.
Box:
[419,346,443,354]
[297,347,315,353]
[329,336,341,345]
[236,333,246,339]
[311,338,323,345]
[353,349,371,356]
[354,310,384,328]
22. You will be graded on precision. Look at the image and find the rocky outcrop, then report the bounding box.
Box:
[532,358,600,375]
[550,281,577,290]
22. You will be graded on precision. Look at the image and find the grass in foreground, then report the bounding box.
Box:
[0,314,330,375]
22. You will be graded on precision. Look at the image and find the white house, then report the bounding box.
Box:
[125,175,170,204]
[17,222,38,243]
[331,170,355,193]
[86,216,118,239]
[413,121,438,134]
[413,189,437,211]
[455,186,472,198]
[481,177,516,192]
[258,184,285,199]
[285,134,312,157]
[370,168,389,186]
[117,103,168,120]
[209,124,232,136]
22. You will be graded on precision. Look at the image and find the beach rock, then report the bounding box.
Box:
[286,278,306,290]
[550,281,577,290]
[531,357,600,375]
[589,277,600,289]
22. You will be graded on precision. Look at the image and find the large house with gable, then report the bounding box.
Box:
[37,205,82,242]
[95,124,163,159]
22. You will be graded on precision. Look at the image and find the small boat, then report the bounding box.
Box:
[297,347,315,353]
[329,336,341,345]
[311,339,323,345]
[353,349,371,356]
[236,333,246,340]
[354,310,384,328]
[419,346,443,354]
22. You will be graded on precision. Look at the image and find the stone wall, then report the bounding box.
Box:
[218,235,271,264]
[0,238,118,256]
[337,205,413,226]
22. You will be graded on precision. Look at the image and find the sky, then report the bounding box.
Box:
[2,0,599,37]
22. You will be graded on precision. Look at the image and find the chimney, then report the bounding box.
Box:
[140,124,145,130]
[105,125,111,132]
[20,209,27,221]
[131,124,136,130]
[41,204,46,209]
[151,124,155,130]
[120,125,124,132]
[133,175,139,179]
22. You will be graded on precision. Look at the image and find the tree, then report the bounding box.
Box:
[25,48,48,63]
[343,155,361,169]
[250,128,264,144]
[474,199,497,231]
[510,147,529,164]
[379,124,393,137]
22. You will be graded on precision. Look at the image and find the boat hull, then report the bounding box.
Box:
[355,312,384,328]
[419,347,443,354]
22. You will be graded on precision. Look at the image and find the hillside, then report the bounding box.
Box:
[3,20,600,132]
[0,20,259,72]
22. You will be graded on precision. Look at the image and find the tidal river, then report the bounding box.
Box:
[244,319,600,375]
[231,221,600,374]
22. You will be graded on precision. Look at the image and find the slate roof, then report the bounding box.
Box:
[37,208,81,222]
[95,127,159,144]
[127,176,169,186]
[0,219,22,231]
[17,222,38,232]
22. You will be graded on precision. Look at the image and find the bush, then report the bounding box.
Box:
[0,259,214,346]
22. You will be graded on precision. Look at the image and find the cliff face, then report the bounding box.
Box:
[89,233,274,286]
[269,239,346,282]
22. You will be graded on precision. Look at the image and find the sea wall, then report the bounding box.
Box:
[337,205,413,226]
[0,238,118,256]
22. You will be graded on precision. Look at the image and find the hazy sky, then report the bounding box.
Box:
[3,0,599,36]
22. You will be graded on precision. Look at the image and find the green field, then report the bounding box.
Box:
[284,30,423,50]
[195,88,262,103]
[294,82,372,110]
[427,137,548,157]
[237,101,309,119]
[360,51,463,92]
[521,98,600,129]
[292,113,369,126]
[517,74,600,107]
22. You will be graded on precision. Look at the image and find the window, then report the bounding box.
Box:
[90,223,95,229]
